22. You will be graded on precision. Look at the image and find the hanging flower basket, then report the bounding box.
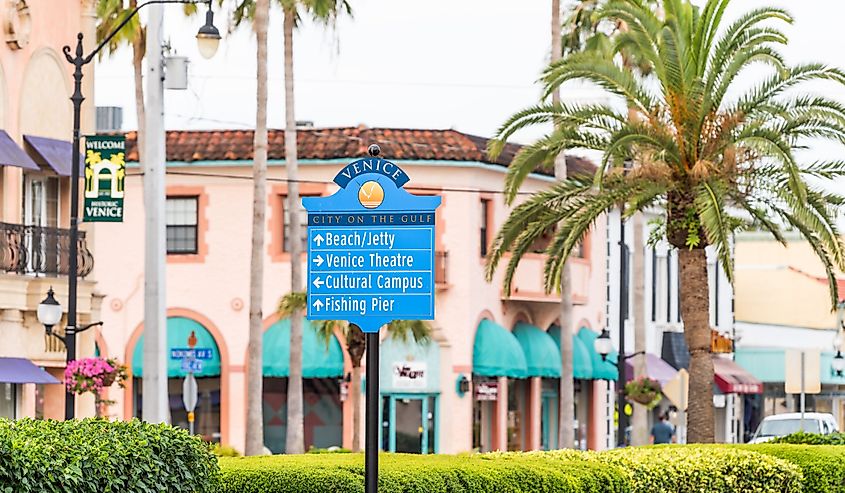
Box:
[65,357,128,407]
[625,376,663,409]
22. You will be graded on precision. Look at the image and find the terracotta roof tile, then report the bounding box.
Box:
[124,127,595,177]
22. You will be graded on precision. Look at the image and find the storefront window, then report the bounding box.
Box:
[262,377,342,453]
[0,383,15,419]
[472,377,496,452]
[507,379,528,451]
[134,377,222,443]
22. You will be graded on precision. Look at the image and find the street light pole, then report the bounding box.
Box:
[617,209,628,447]
[61,0,219,420]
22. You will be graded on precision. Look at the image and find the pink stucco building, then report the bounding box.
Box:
[92,126,610,453]
[0,0,99,421]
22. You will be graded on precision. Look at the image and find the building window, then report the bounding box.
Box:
[166,196,198,254]
[283,197,308,253]
[0,383,16,419]
[480,199,491,257]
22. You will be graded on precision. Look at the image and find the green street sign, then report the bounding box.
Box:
[84,135,126,222]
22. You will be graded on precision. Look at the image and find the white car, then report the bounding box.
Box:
[749,412,840,444]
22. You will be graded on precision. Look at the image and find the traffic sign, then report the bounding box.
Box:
[182,373,198,412]
[170,348,214,360]
[304,157,441,333]
[181,359,203,373]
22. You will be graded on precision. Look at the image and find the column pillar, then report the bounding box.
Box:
[529,377,541,450]
[495,376,508,450]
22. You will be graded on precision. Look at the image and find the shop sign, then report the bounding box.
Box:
[84,135,126,222]
[474,381,498,401]
[392,361,426,389]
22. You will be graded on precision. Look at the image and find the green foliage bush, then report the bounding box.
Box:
[769,432,845,445]
[585,446,803,493]
[212,443,241,457]
[0,418,219,493]
[738,444,845,493]
[218,453,628,493]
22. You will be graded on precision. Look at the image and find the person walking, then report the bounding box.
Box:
[650,412,676,445]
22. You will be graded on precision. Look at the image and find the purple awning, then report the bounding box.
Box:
[625,353,678,386]
[23,135,82,176]
[0,130,38,170]
[0,358,60,384]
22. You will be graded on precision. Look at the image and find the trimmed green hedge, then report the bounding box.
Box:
[770,432,845,445]
[739,444,845,493]
[0,418,219,493]
[219,447,809,493]
[218,453,628,493]
[542,447,802,493]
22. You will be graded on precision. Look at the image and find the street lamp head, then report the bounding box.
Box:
[196,3,221,59]
[594,328,615,360]
[833,351,845,377]
[37,287,63,333]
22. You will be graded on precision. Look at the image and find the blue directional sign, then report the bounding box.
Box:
[170,348,214,360]
[304,157,441,333]
[181,359,203,373]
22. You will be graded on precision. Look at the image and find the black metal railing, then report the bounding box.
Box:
[0,222,94,278]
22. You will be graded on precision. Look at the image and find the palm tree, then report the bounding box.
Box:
[551,0,576,452]
[232,0,351,455]
[96,0,146,161]
[245,0,270,457]
[279,292,431,452]
[488,0,845,443]
[97,1,202,161]
[551,0,656,449]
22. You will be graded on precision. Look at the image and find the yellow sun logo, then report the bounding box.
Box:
[358,180,385,209]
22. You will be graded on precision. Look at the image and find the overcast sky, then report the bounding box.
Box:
[95,0,845,146]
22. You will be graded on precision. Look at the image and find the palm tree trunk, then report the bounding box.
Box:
[350,364,362,451]
[550,0,575,450]
[131,5,145,163]
[245,0,269,457]
[678,247,715,443]
[630,213,648,446]
[283,6,305,455]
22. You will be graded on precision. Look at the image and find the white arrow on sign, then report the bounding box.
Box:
[313,299,324,310]
[313,277,324,288]
[314,234,324,246]
[313,255,324,267]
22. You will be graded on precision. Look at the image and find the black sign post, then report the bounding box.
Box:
[304,146,441,492]
[365,332,380,493]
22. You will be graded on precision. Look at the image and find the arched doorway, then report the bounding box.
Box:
[130,317,222,442]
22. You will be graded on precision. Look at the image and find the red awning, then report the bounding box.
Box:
[713,356,763,394]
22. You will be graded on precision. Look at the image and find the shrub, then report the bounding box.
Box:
[589,446,802,493]
[213,443,241,457]
[0,418,218,493]
[769,432,845,445]
[739,444,845,493]
[218,453,628,493]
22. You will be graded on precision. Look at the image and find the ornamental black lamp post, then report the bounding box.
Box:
[38,287,103,387]
[58,0,220,420]
[594,327,645,447]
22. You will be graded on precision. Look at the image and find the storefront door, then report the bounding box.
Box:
[541,392,558,451]
[381,394,437,454]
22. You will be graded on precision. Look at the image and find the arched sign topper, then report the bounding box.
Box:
[303,148,441,333]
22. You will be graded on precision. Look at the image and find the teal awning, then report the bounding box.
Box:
[473,319,528,378]
[576,328,618,381]
[736,347,845,386]
[513,323,561,378]
[548,325,593,379]
[263,318,344,378]
[132,317,221,378]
